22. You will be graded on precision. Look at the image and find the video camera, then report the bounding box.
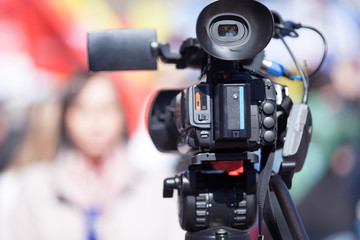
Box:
[87,0,326,239]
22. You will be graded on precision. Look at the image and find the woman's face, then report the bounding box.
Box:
[65,75,125,160]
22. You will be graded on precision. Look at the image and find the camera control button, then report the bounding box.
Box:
[201,134,209,139]
[263,117,275,129]
[263,102,275,115]
[263,130,276,143]
[198,114,209,121]
[200,130,209,139]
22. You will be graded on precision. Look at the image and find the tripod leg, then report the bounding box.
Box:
[270,174,309,240]
[264,190,283,240]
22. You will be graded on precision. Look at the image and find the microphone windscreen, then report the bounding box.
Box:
[87,29,158,71]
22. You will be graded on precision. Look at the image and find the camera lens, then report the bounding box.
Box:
[218,24,238,37]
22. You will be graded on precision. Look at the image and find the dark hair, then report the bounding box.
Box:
[60,72,128,148]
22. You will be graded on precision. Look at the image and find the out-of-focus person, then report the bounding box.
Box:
[0,73,183,240]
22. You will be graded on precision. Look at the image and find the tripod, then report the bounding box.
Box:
[183,173,309,240]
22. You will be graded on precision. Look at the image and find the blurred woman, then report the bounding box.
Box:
[0,73,183,240]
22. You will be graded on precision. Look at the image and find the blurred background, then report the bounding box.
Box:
[0,0,359,239]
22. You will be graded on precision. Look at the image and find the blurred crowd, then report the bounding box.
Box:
[0,0,359,240]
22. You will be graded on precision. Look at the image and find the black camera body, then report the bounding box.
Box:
[149,62,278,155]
[150,54,279,234]
[87,0,318,238]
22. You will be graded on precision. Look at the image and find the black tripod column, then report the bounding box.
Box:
[185,227,250,240]
[270,174,309,240]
